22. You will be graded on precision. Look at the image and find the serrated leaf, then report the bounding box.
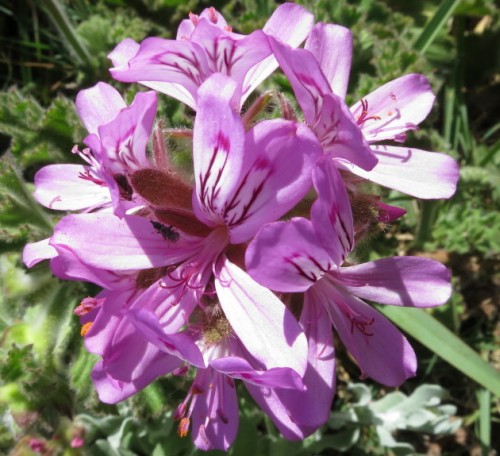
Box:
[0,162,54,243]
[0,89,81,169]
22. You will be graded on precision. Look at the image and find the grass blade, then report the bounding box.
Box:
[39,0,93,69]
[476,388,491,455]
[378,306,500,396]
[414,0,462,53]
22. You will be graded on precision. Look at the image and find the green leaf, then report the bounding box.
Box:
[378,306,500,396]
[39,0,94,69]
[0,90,82,170]
[414,0,462,53]
[477,388,491,451]
[0,162,54,242]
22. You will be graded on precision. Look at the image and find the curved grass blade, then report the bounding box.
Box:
[414,0,462,54]
[379,306,500,397]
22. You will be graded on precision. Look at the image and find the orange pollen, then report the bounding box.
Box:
[178,417,190,438]
[80,322,93,336]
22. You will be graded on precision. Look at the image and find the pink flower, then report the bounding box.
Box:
[108,3,314,110]
[32,82,157,216]
[46,74,322,409]
[270,22,459,199]
[246,157,452,395]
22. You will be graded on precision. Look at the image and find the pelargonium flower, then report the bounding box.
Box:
[246,157,452,399]
[137,283,311,451]
[33,82,157,217]
[269,22,459,199]
[42,73,322,420]
[24,217,205,403]
[108,3,314,111]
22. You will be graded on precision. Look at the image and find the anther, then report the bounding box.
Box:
[80,322,93,336]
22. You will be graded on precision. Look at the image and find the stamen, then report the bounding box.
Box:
[350,316,375,336]
[78,169,106,186]
[74,297,105,316]
[200,303,232,345]
[158,264,205,306]
[48,196,62,208]
[178,417,190,438]
[356,99,381,125]
[80,322,93,336]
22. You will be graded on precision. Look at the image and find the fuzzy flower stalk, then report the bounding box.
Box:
[23,2,458,451]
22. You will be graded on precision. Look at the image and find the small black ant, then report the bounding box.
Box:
[151,221,180,242]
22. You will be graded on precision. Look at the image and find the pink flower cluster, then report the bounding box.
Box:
[24,3,459,451]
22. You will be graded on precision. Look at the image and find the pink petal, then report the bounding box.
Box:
[311,157,354,264]
[351,74,435,143]
[211,356,303,390]
[75,82,126,136]
[305,23,352,99]
[50,213,200,271]
[228,119,321,243]
[190,23,271,102]
[339,144,460,199]
[110,38,211,111]
[91,347,182,404]
[50,245,127,289]
[127,308,205,368]
[215,257,308,378]
[317,280,417,386]
[190,369,239,451]
[83,289,129,356]
[192,73,245,227]
[33,164,110,211]
[98,91,157,174]
[268,36,331,125]
[337,256,452,307]
[247,297,335,439]
[246,218,332,293]
[242,3,314,102]
[378,201,407,222]
[316,93,377,170]
[23,238,58,267]
[269,37,376,171]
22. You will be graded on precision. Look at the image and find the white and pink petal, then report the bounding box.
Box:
[311,157,354,264]
[337,256,452,307]
[247,297,335,440]
[246,218,332,293]
[316,280,417,387]
[305,23,353,100]
[33,164,110,211]
[50,213,200,271]
[242,3,314,102]
[339,144,459,199]
[351,74,435,143]
[75,82,126,137]
[214,257,308,378]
